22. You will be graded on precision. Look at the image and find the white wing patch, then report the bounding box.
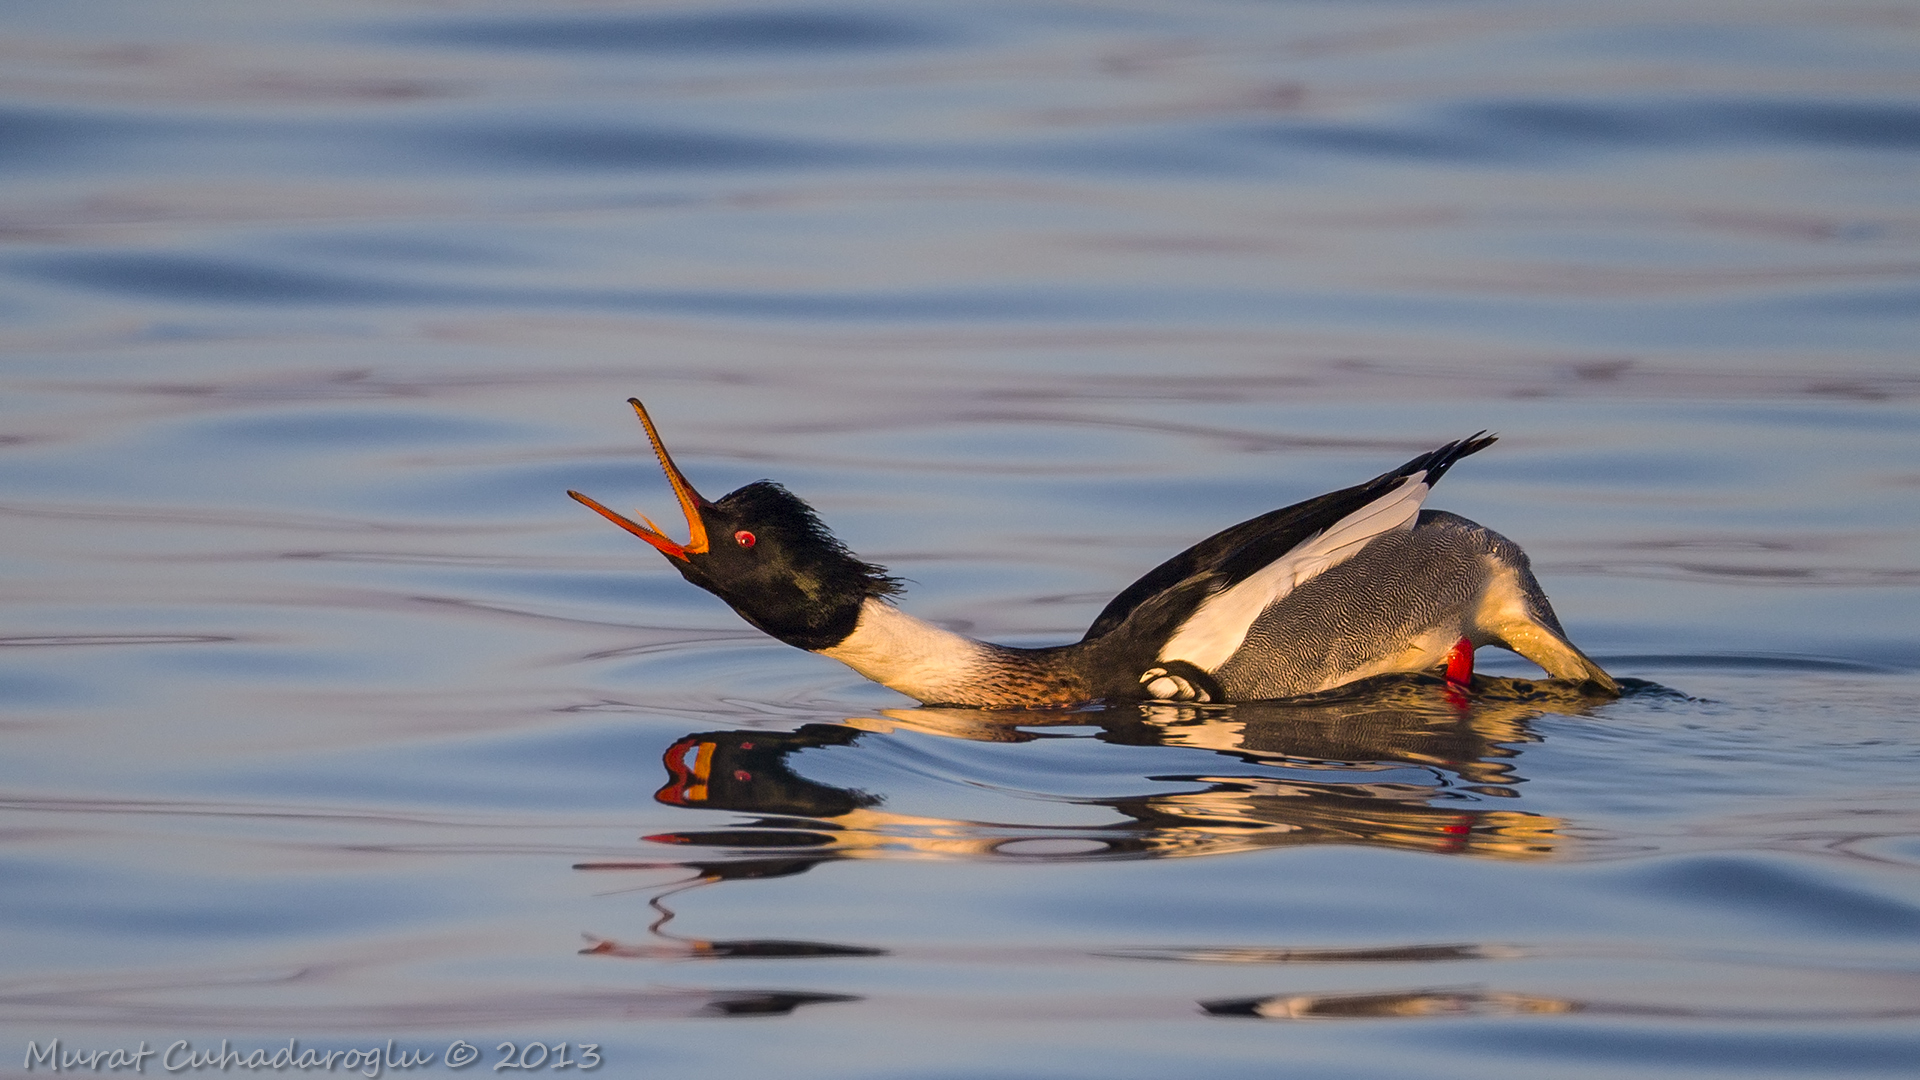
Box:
[1157,474,1433,672]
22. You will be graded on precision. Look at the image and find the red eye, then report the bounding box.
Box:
[734,530,756,548]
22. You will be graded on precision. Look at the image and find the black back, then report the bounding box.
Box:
[1080,434,1496,648]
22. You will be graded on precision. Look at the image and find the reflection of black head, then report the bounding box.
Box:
[656,724,880,818]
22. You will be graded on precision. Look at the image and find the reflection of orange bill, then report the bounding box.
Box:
[658,737,717,805]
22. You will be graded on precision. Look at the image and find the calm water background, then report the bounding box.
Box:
[3,1,1918,1076]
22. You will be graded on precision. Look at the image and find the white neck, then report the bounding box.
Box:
[819,598,999,705]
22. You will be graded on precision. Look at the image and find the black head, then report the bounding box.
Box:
[569,399,900,651]
[671,480,901,649]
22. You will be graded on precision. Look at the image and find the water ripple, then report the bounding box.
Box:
[5,2,1919,1075]
[395,9,953,55]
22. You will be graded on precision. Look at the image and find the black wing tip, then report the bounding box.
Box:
[1447,430,1498,458]
[1401,431,1496,488]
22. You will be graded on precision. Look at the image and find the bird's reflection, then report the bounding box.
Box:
[586,674,1615,875]
[576,675,1621,963]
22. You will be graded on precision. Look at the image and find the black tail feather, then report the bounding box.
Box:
[1396,431,1495,491]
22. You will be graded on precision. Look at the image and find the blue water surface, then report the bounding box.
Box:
[2,2,1918,1078]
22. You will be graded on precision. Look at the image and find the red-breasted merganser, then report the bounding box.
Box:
[570,399,1618,707]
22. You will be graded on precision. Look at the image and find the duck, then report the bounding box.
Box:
[570,398,1618,708]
